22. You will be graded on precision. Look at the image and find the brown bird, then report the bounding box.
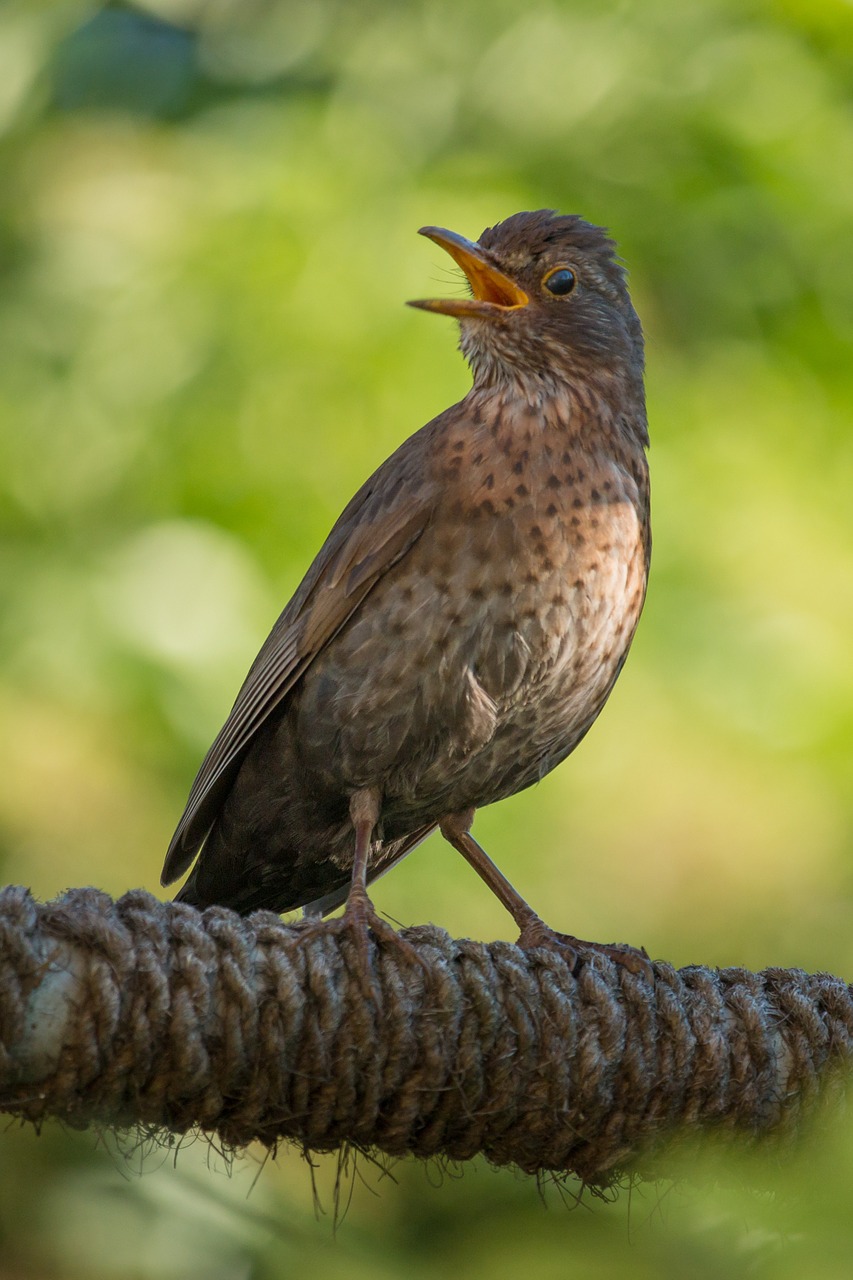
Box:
[161,210,650,971]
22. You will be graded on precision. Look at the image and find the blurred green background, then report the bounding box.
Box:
[1,0,852,1275]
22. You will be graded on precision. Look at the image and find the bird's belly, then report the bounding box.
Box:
[295,488,647,829]
[417,536,645,816]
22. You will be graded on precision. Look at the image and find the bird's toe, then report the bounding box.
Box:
[517,918,654,982]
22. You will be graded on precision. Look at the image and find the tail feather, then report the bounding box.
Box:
[173,822,438,918]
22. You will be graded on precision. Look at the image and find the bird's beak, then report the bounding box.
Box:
[408,226,529,318]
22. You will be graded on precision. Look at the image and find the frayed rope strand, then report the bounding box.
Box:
[0,885,850,1183]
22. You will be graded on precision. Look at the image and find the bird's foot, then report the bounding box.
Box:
[516,916,654,982]
[331,888,431,999]
[342,888,393,987]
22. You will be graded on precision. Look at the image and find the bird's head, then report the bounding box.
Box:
[409,210,644,399]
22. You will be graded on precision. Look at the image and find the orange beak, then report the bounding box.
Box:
[408,226,529,318]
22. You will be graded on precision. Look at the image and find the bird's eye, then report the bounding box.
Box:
[543,267,576,297]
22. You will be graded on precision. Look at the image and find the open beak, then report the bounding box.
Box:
[408,226,529,318]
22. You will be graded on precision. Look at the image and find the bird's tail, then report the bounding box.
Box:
[174,821,438,918]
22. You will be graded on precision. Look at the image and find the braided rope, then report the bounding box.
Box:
[0,885,850,1183]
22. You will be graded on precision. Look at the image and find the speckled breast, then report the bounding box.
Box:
[296,402,649,828]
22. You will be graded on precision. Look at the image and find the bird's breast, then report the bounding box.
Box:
[429,405,649,703]
[295,401,649,808]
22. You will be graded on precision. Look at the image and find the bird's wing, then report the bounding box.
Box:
[161,447,437,885]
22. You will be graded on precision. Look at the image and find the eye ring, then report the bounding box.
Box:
[542,266,577,297]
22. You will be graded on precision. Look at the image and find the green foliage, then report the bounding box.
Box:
[0,0,852,1274]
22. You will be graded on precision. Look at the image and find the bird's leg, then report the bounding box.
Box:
[438,809,652,980]
[340,787,429,986]
[343,786,382,930]
[328,786,384,993]
[439,809,543,934]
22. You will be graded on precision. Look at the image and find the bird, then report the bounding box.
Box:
[161,210,651,973]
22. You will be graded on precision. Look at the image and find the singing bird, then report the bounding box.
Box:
[162,211,651,970]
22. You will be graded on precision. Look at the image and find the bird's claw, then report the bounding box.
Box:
[331,891,431,997]
[517,919,654,982]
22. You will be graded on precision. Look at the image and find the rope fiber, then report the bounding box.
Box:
[0,885,850,1183]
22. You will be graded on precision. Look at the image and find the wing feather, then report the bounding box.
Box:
[161,462,435,885]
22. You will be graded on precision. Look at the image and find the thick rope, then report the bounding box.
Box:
[0,884,850,1184]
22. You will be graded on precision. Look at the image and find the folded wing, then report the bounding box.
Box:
[161,440,439,886]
